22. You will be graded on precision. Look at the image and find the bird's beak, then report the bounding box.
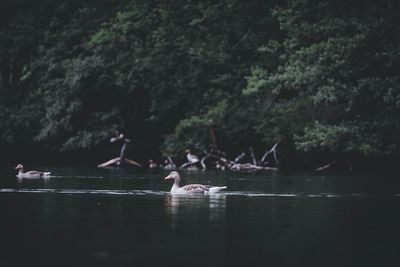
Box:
[164,175,172,180]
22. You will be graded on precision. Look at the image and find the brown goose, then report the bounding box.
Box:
[15,164,51,178]
[164,171,226,195]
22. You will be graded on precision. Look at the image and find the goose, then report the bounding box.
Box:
[185,149,199,163]
[179,149,200,169]
[164,171,226,195]
[15,164,51,178]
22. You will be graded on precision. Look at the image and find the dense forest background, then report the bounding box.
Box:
[1,0,399,171]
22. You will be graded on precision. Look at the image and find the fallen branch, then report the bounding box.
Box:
[261,142,279,163]
[179,160,199,169]
[315,160,336,171]
[249,147,257,166]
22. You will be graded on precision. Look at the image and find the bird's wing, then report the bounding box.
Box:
[182,184,210,193]
[25,171,42,175]
[187,154,199,163]
[25,170,50,176]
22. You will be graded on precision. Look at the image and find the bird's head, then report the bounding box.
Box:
[164,171,181,182]
[15,164,24,170]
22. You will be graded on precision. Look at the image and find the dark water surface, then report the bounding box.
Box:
[1,166,400,267]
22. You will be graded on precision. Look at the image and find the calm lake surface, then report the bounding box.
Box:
[1,165,400,267]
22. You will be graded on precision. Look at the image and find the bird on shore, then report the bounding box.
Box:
[164,171,226,195]
[15,164,51,178]
[185,149,199,163]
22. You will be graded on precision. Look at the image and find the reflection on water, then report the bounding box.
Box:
[164,194,226,227]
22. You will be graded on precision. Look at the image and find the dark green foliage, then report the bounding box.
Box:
[1,0,400,168]
[244,0,400,160]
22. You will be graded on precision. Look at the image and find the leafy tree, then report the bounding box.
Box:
[244,0,400,166]
[1,0,399,169]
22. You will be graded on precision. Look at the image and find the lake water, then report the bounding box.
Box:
[1,166,400,267]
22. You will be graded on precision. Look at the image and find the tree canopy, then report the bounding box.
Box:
[1,0,399,170]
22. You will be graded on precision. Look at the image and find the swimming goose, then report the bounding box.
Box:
[164,171,226,195]
[15,164,51,178]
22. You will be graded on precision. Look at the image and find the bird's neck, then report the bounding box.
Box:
[18,169,24,175]
[172,179,181,189]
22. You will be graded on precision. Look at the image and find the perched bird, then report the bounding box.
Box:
[185,149,199,163]
[15,164,51,178]
[164,171,226,195]
[179,149,200,170]
[163,158,176,170]
[148,159,159,169]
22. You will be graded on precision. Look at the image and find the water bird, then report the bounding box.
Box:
[164,171,227,195]
[15,164,51,178]
[179,149,200,170]
[185,149,199,163]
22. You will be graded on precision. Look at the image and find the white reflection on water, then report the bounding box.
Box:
[164,194,227,227]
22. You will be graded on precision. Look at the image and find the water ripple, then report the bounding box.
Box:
[0,188,165,196]
[1,188,400,198]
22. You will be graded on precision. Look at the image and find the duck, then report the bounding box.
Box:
[15,164,51,178]
[164,171,226,195]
